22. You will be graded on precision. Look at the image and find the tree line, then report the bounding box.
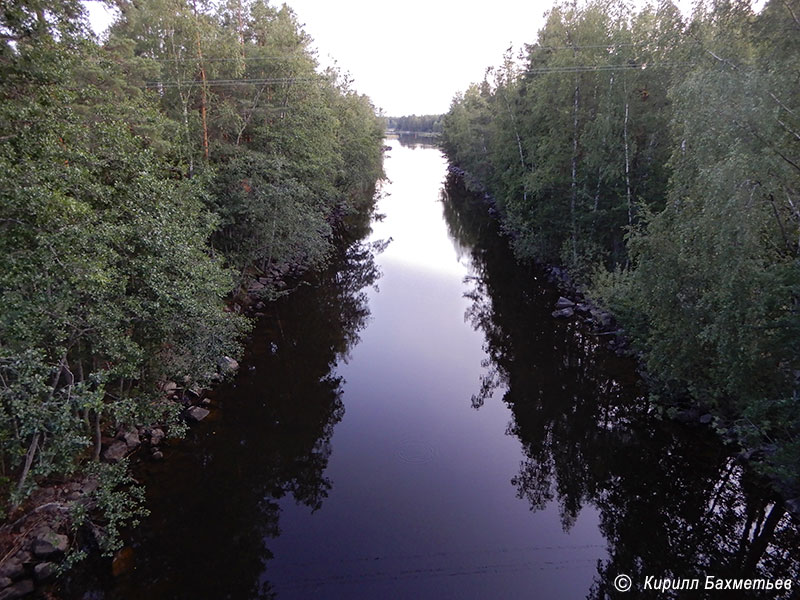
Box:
[0,0,384,543]
[441,0,799,494]
[441,174,799,593]
[385,113,444,133]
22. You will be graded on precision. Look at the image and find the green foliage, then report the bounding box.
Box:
[443,0,680,269]
[209,151,332,277]
[443,0,800,491]
[601,0,800,489]
[441,82,494,191]
[0,352,93,506]
[84,461,149,556]
[107,0,384,277]
[330,81,386,209]
[0,0,383,529]
[0,0,87,45]
[386,114,444,133]
[0,34,248,517]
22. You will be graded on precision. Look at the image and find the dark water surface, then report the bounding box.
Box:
[69,139,799,599]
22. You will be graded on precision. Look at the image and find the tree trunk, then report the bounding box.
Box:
[193,1,210,161]
[502,90,527,203]
[571,75,580,265]
[15,432,40,504]
[198,70,209,161]
[92,410,102,461]
[743,501,785,572]
[183,99,194,176]
[623,99,632,225]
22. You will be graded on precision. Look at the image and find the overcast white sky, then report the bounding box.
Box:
[280,0,555,115]
[85,0,740,116]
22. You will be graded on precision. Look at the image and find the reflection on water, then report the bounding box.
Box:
[391,132,440,149]
[62,224,382,600]
[258,140,606,599]
[65,141,799,600]
[441,172,800,598]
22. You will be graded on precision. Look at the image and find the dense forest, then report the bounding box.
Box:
[385,113,444,133]
[442,173,800,597]
[0,0,383,552]
[441,0,799,495]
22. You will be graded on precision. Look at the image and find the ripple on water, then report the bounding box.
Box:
[395,437,440,465]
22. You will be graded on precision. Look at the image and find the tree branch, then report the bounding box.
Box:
[781,0,800,29]
[14,432,41,506]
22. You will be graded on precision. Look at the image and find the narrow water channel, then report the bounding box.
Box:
[68,138,799,599]
[260,140,607,599]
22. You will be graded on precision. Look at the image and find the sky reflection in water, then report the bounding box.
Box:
[264,139,606,599]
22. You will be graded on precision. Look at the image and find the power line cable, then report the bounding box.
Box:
[141,55,307,63]
[521,61,695,75]
[142,77,318,88]
[527,42,644,51]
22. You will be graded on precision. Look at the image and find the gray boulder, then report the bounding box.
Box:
[247,280,266,293]
[33,562,56,582]
[590,307,613,329]
[32,532,67,558]
[218,356,239,374]
[123,430,140,449]
[102,440,128,463]
[185,406,210,423]
[150,428,165,446]
[0,579,34,600]
[554,296,576,310]
[0,559,24,581]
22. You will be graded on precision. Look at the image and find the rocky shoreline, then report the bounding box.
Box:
[0,351,239,600]
[0,226,370,598]
[0,265,302,599]
[545,281,799,513]
[449,165,800,518]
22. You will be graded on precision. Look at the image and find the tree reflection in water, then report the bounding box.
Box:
[62,213,385,600]
[394,133,440,149]
[441,172,800,599]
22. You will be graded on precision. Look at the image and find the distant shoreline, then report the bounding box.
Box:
[385,130,440,138]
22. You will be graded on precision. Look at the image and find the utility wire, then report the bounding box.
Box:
[140,59,709,88]
[522,61,695,75]
[143,77,318,88]
[140,55,307,63]
[527,42,644,51]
